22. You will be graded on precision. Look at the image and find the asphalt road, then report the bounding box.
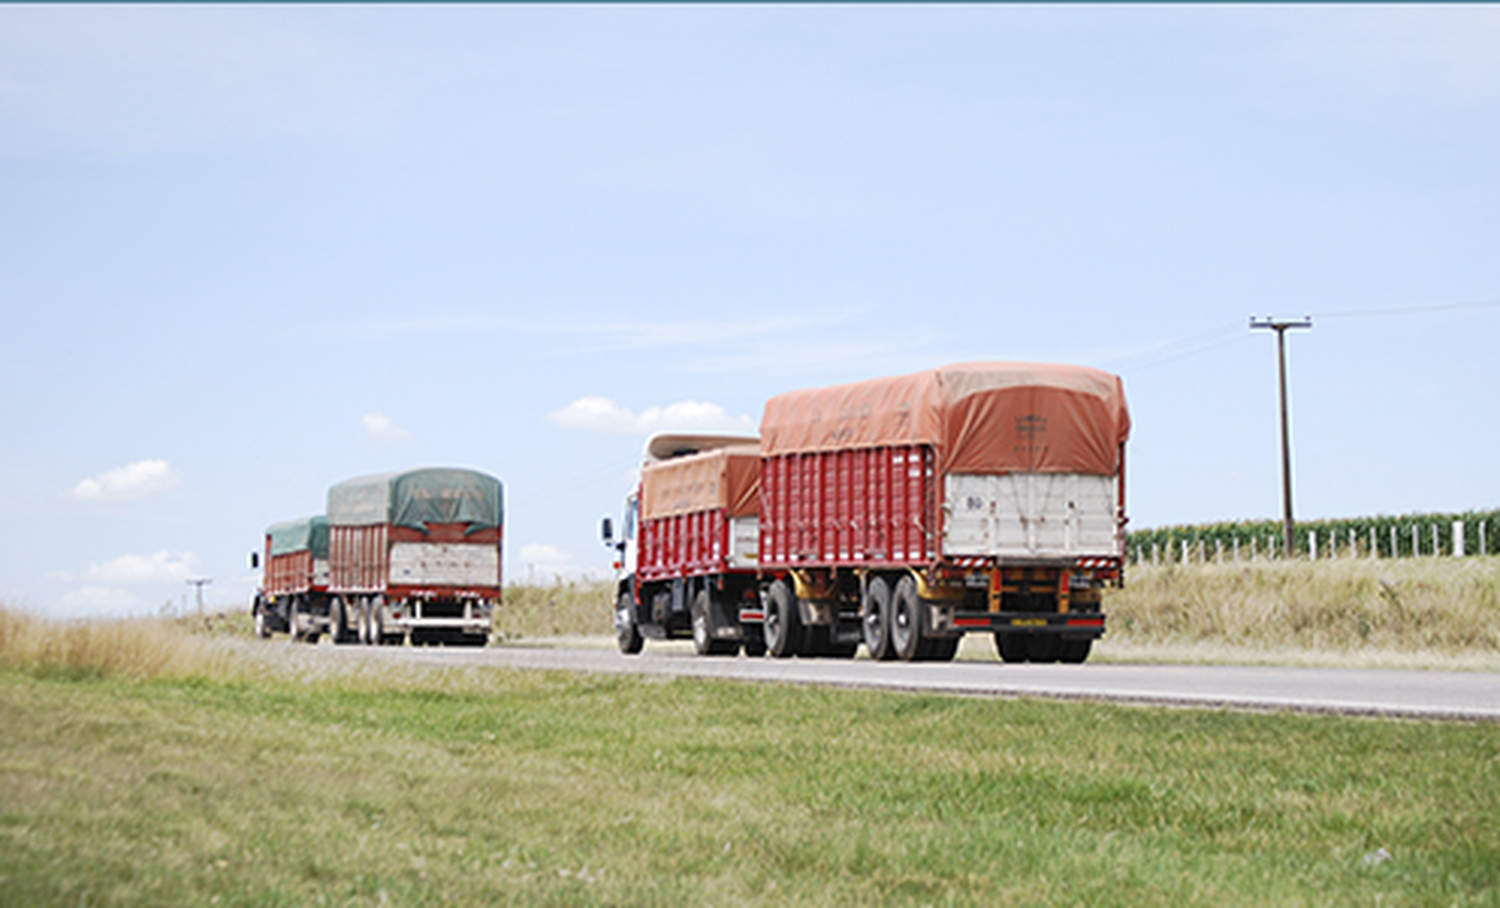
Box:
[318,642,1500,722]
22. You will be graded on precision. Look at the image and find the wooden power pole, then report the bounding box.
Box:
[1250,316,1312,558]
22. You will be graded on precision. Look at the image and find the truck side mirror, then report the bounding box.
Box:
[600,516,614,547]
[249,551,260,570]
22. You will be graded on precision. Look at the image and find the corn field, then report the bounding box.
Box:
[1127,509,1500,564]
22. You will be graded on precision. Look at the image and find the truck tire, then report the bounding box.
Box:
[861,577,895,661]
[287,600,303,643]
[890,576,926,662]
[328,598,349,645]
[763,580,802,658]
[253,597,271,639]
[924,636,959,662]
[1029,635,1061,664]
[994,633,1027,663]
[1059,639,1092,664]
[616,591,644,655]
[691,591,737,656]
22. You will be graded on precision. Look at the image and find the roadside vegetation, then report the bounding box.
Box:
[1,602,1497,905]
[1103,557,1500,670]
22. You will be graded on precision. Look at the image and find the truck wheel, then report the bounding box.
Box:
[691,591,737,656]
[1060,639,1092,664]
[763,580,802,658]
[890,576,925,662]
[287,601,303,643]
[328,598,349,645]
[616,592,644,655]
[862,577,894,661]
[253,597,271,640]
[994,633,1026,663]
[1029,635,1061,664]
[924,636,959,662]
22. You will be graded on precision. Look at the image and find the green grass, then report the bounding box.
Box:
[1,658,1497,905]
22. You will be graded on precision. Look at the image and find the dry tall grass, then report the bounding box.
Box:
[0,604,239,681]
[496,579,614,640]
[1106,556,1500,665]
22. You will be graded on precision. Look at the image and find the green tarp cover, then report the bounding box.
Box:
[326,468,504,532]
[266,516,330,557]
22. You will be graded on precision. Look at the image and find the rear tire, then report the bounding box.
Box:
[287,600,304,643]
[925,636,960,662]
[616,591,644,655]
[1060,639,1093,664]
[1029,635,1061,664]
[763,580,802,658]
[253,597,271,639]
[691,590,736,656]
[328,598,349,645]
[890,576,925,662]
[995,633,1027,664]
[862,577,894,661]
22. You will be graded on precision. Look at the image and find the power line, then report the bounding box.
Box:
[1312,298,1500,319]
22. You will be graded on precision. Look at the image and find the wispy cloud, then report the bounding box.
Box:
[515,542,610,584]
[547,397,755,435]
[363,412,413,442]
[85,550,201,584]
[57,586,141,619]
[69,459,179,502]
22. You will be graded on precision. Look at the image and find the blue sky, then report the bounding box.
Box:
[4,5,1499,619]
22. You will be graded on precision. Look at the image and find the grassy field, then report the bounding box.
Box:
[1,602,1498,905]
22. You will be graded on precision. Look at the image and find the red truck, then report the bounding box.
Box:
[602,434,763,655]
[250,515,330,641]
[254,467,504,647]
[604,362,1130,663]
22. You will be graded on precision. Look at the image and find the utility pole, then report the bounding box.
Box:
[1250,315,1312,559]
[186,578,212,615]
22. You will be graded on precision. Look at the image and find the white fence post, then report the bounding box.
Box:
[1453,521,1465,558]
[1482,521,1489,557]
[1432,524,1440,557]
[1308,530,1317,561]
[1412,524,1420,556]
[1370,526,1377,559]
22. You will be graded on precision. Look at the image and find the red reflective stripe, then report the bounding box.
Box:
[1067,617,1104,627]
[954,617,991,627]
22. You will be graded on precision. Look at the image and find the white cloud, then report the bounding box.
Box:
[363,412,413,442]
[519,543,571,565]
[513,542,611,585]
[85,550,201,584]
[547,397,755,435]
[56,586,141,620]
[69,459,179,502]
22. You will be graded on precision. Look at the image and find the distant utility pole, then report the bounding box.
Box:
[1250,315,1312,559]
[186,578,212,615]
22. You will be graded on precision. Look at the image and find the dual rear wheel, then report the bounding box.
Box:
[995,633,1092,664]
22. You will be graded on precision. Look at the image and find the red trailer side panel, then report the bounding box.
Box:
[264,549,319,596]
[638,508,732,582]
[760,444,937,569]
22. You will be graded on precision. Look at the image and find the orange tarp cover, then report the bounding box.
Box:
[760,362,1130,475]
[640,445,761,520]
